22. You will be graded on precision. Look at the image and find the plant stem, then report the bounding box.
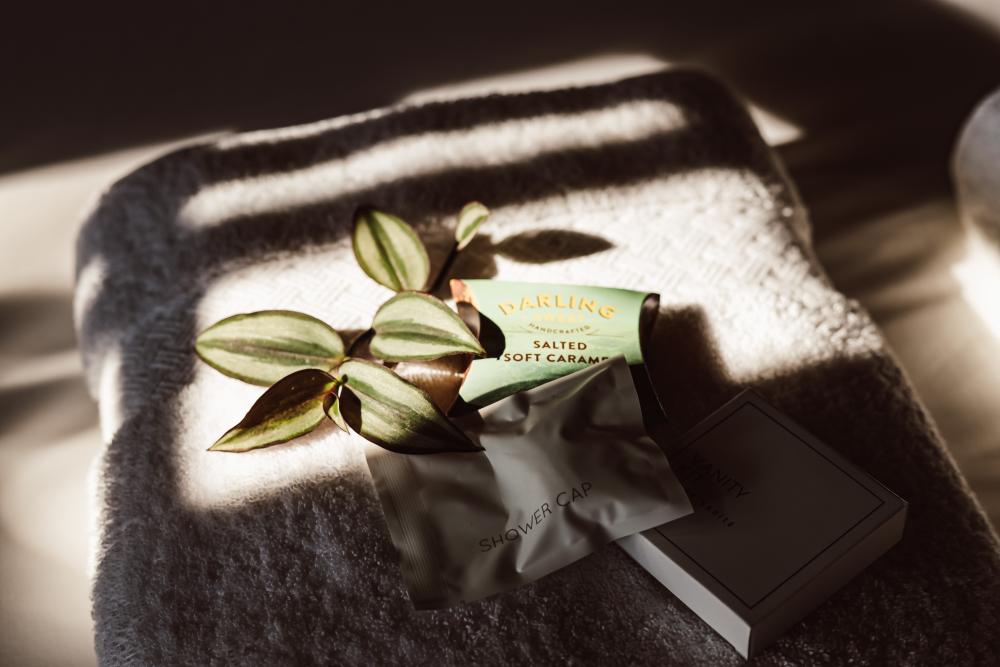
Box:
[347,328,375,359]
[428,241,460,294]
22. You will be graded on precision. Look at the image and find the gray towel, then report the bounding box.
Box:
[75,71,1000,665]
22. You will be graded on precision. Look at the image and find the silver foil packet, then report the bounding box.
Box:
[364,356,692,609]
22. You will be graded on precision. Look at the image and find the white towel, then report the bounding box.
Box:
[75,71,1000,665]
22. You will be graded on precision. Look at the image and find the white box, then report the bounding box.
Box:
[619,389,907,659]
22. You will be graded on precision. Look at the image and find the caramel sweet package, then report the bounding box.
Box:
[450,279,660,407]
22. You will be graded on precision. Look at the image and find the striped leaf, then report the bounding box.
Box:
[370,292,485,361]
[352,207,430,291]
[455,201,489,250]
[196,310,345,386]
[338,359,481,454]
[209,369,338,452]
[324,391,349,432]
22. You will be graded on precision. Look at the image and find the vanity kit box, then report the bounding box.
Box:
[619,390,908,659]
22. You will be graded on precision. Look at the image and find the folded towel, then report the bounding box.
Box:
[75,71,1000,665]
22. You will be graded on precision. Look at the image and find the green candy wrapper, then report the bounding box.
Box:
[450,279,660,408]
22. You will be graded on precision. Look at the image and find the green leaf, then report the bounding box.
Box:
[196,310,345,386]
[455,201,489,251]
[352,206,430,291]
[337,359,481,454]
[370,291,485,361]
[209,369,338,452]
[324,391,349,432]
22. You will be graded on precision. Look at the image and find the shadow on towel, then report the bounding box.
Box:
[76,72,760,356]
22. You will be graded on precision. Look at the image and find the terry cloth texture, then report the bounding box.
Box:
[75,71,1000,665]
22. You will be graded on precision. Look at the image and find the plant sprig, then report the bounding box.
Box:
[195,202,490,455]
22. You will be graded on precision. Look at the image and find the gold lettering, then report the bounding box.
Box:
[599,305,616,319]
[579,298,596,313]
[520,297,535,310]
[499,302,516,315]
[537,294,552,307]
[556,294,569,308]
